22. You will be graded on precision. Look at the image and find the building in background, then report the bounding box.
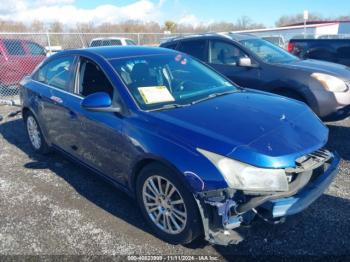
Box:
[235,21,350,41]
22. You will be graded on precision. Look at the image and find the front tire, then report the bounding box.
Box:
[136,163,202,244]
[24,111,50,154]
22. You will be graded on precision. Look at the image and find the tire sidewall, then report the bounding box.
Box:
[24,112,49,154]
[136,163,202,244]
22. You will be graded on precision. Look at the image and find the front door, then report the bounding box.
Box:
[208,40,261,88]
[70,57,128,185]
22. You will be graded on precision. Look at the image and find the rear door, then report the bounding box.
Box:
[208,39,261,88]
[32,55,78,152]
[177,39,208,62]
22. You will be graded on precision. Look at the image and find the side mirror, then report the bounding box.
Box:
[238,57,257,68]
[81,92,122,113]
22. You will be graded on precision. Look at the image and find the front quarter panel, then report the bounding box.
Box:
[122,114,228,193]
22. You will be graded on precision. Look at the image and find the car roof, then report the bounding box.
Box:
[226,33,258,41]
[58,46,178,60]
[0,38,40,44]
[162,32,257,44]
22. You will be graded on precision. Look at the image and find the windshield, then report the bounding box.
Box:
[240,38,299,64]
[110,54,238,110]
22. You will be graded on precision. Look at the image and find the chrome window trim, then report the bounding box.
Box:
[31,79,83,100]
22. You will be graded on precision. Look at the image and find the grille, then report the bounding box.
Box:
[286,148,332,174]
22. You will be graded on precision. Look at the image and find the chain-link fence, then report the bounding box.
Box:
[0,32,185,104]
[0,31,349,105]
[247,32,350,49]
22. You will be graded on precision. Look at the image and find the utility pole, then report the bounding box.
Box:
[303,10,309,38]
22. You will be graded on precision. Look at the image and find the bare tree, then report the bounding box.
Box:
[30,20,46,32]
[164,21,177,33]
[275,13,324,27]
[0,20,27,32]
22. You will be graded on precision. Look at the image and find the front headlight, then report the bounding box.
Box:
[197,148,289,192]
[311,73,348,92]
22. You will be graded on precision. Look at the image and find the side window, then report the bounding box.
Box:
[163,42,178,50]
[90,40,102,47]
[4,40,25,55]
[209,40,248,65]
[108,39,122,46]
[26,42,46,56]
[178,40,207,61]
[78,58,114,99]
[35,56,75,91]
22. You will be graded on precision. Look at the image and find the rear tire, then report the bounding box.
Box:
[136,163,202,244]
[24,111,50,154]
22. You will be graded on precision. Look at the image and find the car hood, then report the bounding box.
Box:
[280,59,350,79]
[149,90,328,168]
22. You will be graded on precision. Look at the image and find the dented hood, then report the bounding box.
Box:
[151,90,328,168]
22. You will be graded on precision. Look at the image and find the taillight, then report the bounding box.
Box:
[287,42,295,53]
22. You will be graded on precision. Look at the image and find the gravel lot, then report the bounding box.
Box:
[0,104,349,260]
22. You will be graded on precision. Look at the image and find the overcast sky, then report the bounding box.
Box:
[0,0,349,27]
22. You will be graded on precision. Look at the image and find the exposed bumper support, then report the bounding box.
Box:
[194,151,340,246]
[261,152,340,217]
[194,189,248,246]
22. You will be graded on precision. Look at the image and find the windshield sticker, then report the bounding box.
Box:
[138,86,175,104]
[175,54,182,61]
[181,58,187,65]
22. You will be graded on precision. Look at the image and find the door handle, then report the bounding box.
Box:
[50,96,63,104]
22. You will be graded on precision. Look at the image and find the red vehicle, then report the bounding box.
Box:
[0,39,46,87]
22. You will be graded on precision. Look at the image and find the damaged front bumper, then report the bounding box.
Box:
[194,150,341,246]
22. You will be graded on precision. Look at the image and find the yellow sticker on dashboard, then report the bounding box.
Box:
[138,86,175,104]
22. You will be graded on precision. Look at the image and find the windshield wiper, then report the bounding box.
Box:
[191,90,239,105]
[151,103,191,112]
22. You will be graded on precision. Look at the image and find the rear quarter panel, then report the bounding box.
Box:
[20,77,53,145]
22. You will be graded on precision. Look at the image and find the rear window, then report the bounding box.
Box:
[126,39,136,45]
[3,40,25,55]
[178,40,207,61]
[34,56,75,91]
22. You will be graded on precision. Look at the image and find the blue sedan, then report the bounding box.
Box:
[20,46,340,246]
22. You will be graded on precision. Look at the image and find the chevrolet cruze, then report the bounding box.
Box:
[20,46,340,245]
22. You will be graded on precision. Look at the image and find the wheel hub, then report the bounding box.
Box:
[26,116,41,150]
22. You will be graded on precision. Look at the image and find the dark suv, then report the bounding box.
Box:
[160,33,350,121]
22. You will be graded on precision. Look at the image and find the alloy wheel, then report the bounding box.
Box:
[26,115,41,150]
[142,175,187,234]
